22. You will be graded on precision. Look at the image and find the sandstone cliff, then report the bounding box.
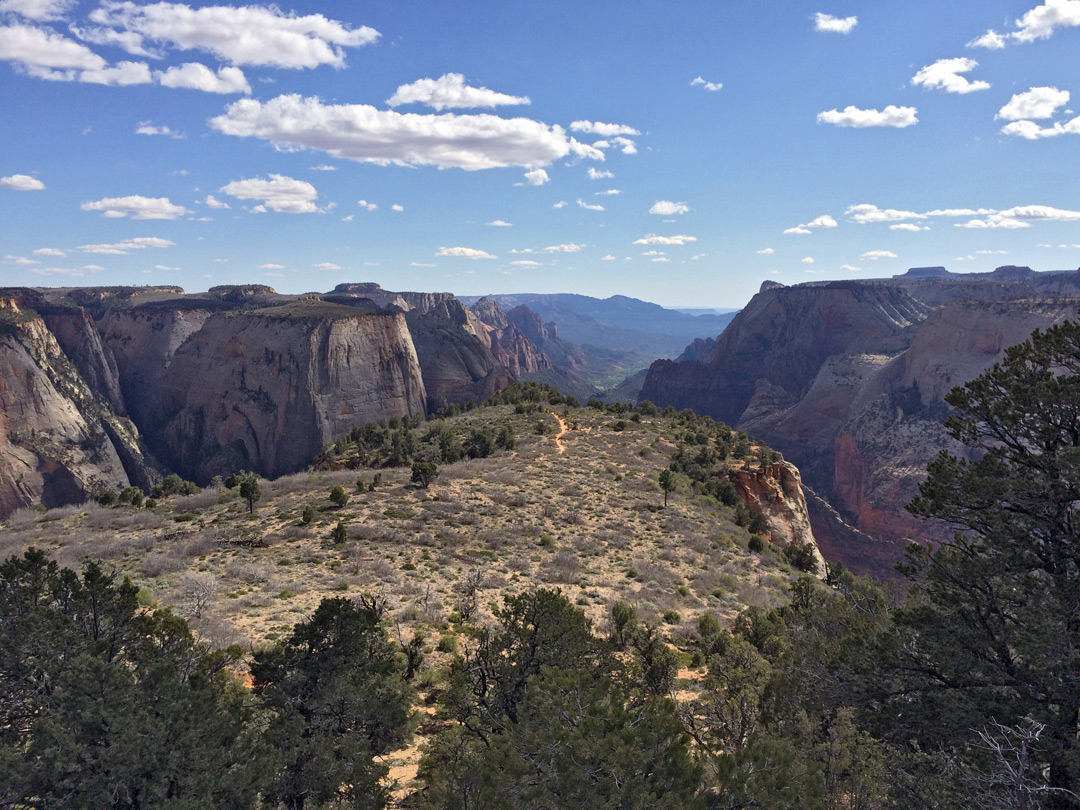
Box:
[0,294,154,514]
[137,301,427,482]
[469,298,553,379]
[731,461,824,574]
[641,271,1080,577]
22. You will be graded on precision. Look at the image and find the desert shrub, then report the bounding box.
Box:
[748,534,766,553]
[329,485,349,508]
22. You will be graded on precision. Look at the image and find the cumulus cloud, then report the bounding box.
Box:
[387,73,529,111]
[599,135,638,154]
[487,219,512,227]
[601,254,616,261]
[357,200,377,211]
[633,234,697,246]
[1010,0,1080,42]
[846,203,925,223]
[32,247,65,256]
[81,194,189,219]
[0,0,75,21]
[82,1,378,68]
[998,86,1070,120]
[570,120,640,137]
[963,205,1080,228]
[814,12,858,33]
[202,194,229,208]
[757,248,775,254]
[690,76,722,91]
[587,167,613,179]
[79,236,174,254]
[784,226,812,235]
[968,30,1007,49]
[801,257,815,263]
[313,261,341,270]
[890,223,928,231]
[436,246,496,259]
[391,204,403,211]
[80,59,152,85]
[211,94,578,171]
[818,105,918,128]
[912,58,990,94]
[577,198,604,211]
[649,200,689,215]
[841,264,862,272]
[787,214,838,233]
[0,22,106,74]
[1,173,44,190]
[861,249,898,259]
[1001,117,1080,139]
[521,168,549,186]
[159,62,250,93]
[542,243,584,253]
[220,174,318,213]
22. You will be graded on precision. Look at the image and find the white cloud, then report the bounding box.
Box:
[570,120,639,136]
[846,203,925,223]
[586,168,613,180]
[410,262,435,267]
[600,254,616,261]
[391,204,403,212]
[202,194,229,208]
[81,195,190,219]
[801,257,815,264]
[594,189,621,196]
[952,206,1080,229]
[0,173,44,190]
[0,22,115,81]
[311,164,336,171]
[690,76,722,91]
[32,247,65,256]
[486,219,512,227]
[784,227,812,235]
[510,259,541,266]
[542,243,584,253]
[387,73,529,111]
[968,29,1007,49]
[605,136,638,154]
[522,168,549,186]
[690,253,705,261]
[0,0,75,21]
[136,122,183,137]
[552,200,568,208]
[220,174,318,213]
[314,261,341,270]
[998,86,1070,120]
[652,257,670,263]
[259,263,284,269]
[814,12,857,33]
[840,264,862,272]
[890,223,928,231]
[649,200,689,215]
[861,249,898,259]
[83,2,379,68]
[757,248,775,254]
[159,62,250,94]
[436,246,496,259]
[358,199,377,211]
[817,105,918,128]
[79,236,174,254]
[4,255,39,265]
[633,234,697,246]
[1010,0,1080,43]
[640,250,666,256]
[340,215,352,221]
[807,214,838,228]
[577,198,604,211]
[79,59,152,85]
[211,95,584,172]
[1000,118,1080,139]
[912,58,990,94]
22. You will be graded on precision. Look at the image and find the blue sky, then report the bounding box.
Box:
[2,0,1080,308]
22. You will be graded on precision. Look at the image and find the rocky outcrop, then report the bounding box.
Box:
[732,461,824,574]
[0,295,155,514]
[470,299,552,379]
[641,270,1080,577]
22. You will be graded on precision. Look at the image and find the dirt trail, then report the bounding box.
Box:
[552,412,568,454]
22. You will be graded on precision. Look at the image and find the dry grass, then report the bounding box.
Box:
[0,404,803,651]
